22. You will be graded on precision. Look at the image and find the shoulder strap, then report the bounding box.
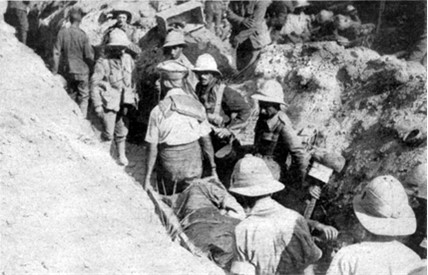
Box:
[213,83,226,117]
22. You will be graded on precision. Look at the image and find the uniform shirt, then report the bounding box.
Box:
[90,54,136,111]
[227,0,272,49]
[254,111,308,177]
[145,92,211,146]
[54,25,94,76]
[196,81,251,131]
[326,241,421,275]
[232,198,322,275]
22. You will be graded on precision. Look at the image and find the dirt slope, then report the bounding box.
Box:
[0,22,223,275]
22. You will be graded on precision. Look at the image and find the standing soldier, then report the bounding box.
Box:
[4,1,29,44]
[53,7,94,118]
[90,29,138,166]
[101,7,141,59]
[162,29,198,90]
[227,0,272,71]
[193,53,252,185]
[144,80,217,194]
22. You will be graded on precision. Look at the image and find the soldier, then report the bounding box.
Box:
[252,80,309,185]
[162,29,198,90]
[279,0,312,44]
[101,7,141,58]
[90,29,138,166]
[4,1,29,44]
[144,62,217,194]
[227,0,272,71]
[193,53,252,185]
[327,176,421,275]
[229,155,322,275]
[53,7,94,118]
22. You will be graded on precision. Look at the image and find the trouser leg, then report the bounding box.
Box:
[114,111,129,165]
[101,110,116,142]
[16,9,28,44]
[76,77,90,118]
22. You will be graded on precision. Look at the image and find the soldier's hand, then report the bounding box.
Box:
[216,128,232,139]
[309,185,321,200]
[319,224,339,241]
[241,18,254,28]
[95,106,104,118]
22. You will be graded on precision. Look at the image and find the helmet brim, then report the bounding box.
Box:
[353,194,416,236]
[192,68,222,77]
[229,179,284,197]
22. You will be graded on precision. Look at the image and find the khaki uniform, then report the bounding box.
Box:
[227,0,272,71]
[90,54,137,142]
[254,111,308,179]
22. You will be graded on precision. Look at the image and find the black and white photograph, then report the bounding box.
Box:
[0,0,426,274]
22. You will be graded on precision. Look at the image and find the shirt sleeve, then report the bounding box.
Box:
[83,33,94,63]
[252,0,272,25]
[227,2,244,24]
[281,216,322,272]
[89,60,107,108]
[222,87,252,132]
[279,117,309,177]
[199,118,212,137]
[145,108,160,144]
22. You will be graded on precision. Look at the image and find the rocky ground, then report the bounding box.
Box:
[254,42,427,233]
[0,19,223,275]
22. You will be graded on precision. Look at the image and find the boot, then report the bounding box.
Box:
[116,140,129,166]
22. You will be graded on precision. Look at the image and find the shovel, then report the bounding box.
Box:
[303,151,346,219]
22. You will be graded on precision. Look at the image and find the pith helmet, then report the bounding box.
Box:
[353,175,416,236]
[163,30,187,48]
[106,29,131,48]
[192,54,222,76]
[110,3,132,23]
[346,5,356,13]
[316,10,334,24]
[229,155,284,197]
[251,80,285,105]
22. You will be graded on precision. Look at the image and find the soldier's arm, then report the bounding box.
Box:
[226,2,244,24]
[83,33,94,68]
[144,142,157,190]
[279,121,309,179]
[251,0,272,24]
[89,60,106,109]
[52,30,63,74]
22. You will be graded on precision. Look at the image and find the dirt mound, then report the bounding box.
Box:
[0,22,223,275]
[255,42,427,230]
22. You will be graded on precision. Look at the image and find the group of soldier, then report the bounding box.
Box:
[5,2,426,275]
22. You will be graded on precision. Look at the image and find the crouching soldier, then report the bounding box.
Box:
[90,29,138,166]
[144,86,217,195]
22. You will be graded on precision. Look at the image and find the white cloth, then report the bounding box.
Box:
[145,103,211,146]
[326,241,421,275]
[280,12,312,37]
